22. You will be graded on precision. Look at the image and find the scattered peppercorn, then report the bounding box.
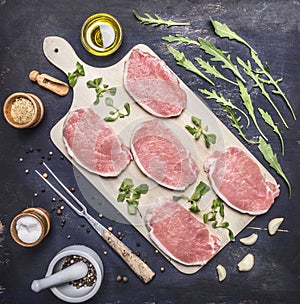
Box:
[122,276,128,283]
[25,169,29,174]
[108,226,113,232]
[57,208,62,215]
[160,267,165,272]
[70,187,76,192]
[116,275,122,282]
[42,173,48,179]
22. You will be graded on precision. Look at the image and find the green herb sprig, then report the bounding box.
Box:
[203,197,235,241]
[166,45,215,85]
[200,88,250,127]
[237,57,288,129]
[258,108,285,156]
[185,116,216,148]
[258,137,291,198]
[173,181,210,213]
[237,79,267,140]
[162,34,199,45]
[87,77,117,105]
[68,62,85,87]
[117,178,149,215]
[133,10,190,27]
[198,37,246,83]
[104,98,131,122]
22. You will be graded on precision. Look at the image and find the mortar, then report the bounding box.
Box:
[33,245,104,303]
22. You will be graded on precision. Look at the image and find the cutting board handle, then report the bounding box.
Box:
[43,36,83,75]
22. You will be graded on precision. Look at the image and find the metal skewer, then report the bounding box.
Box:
[35,162,155,284]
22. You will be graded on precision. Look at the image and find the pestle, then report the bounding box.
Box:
[31,261,88,293]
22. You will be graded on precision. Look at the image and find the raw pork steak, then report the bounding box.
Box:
[124,48,187,117]
[63,108,132,177]
[145,198,221,266]
[204,147,280,215]
[131,119,199,190]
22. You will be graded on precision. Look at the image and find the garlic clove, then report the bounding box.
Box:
[216,264,227,282]
[268,217,284,235]
[237,253,254,272]
[239,233,258,246]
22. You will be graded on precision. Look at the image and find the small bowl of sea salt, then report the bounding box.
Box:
[10,207,50,247]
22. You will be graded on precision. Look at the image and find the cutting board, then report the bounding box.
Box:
[44,36,276,274]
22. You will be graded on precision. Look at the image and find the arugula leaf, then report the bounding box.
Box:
[258,137,291,198]
[198,37,246,83]
[237,78,267,138]
[211,19,256,54]
[224,107,259,145]
[185,115,216,148]
[68,62,85,87]
[117,178,149,215]
[258,108,285,156]
[166,45,215,85]
[199,88,250,127]
[250,50,296,121]
[237,57,289,129]
[203,197,235,241]
[133,10,190,27]
[162,34,199,45]
[194,57,238,86]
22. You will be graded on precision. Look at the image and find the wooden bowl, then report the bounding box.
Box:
[3,92,44,128]
[10,207,50,247]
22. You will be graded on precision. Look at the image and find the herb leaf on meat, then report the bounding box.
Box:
[258,137,291,198]
[237,79,267,139]
[198,37,246,83]
[211,19,256,54]
[167,45,215,85]
[203,197,235,241]
[68,62,85,87]
[258,108,285,156]
[173,181,210,213]
[117,178,149,215]
[185,116,216,148]
[237,57,289,128]
[133,10,190,27]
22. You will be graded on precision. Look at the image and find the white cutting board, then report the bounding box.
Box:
[44,36,276,274]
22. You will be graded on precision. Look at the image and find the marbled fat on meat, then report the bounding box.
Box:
[63,108,132,177]
[131,119,199,190]
[145,198,221,266]
[204,147,280,215]
[124,48,187,117]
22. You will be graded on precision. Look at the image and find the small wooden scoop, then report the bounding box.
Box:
[29,70,69,96]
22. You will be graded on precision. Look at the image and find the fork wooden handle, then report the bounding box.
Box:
[102,230,155,283]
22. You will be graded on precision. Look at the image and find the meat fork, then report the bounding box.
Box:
[35,162,155,284]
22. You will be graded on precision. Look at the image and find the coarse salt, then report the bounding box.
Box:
[16,215,42,244]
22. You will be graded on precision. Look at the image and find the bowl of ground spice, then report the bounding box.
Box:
[3,92,44,128]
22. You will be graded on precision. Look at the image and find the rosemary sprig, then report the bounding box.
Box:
[203,197,235,241]
[133,10,190,27]
[237,57,289,129]
[199,88,250,127]
[198,37,246,83]
[167,45,215,85]
[258,108,285,156]
[237,79,267,140]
